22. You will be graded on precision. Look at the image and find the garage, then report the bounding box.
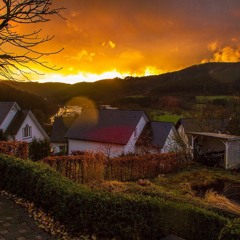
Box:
[188,132,240,169]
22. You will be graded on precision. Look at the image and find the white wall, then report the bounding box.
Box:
[136,127,181,154]
[0,104,18,131]
[68,139,125,157]
[68,114,148,157]
[177,125,189,145]
[125,115,148,153]
[15,114,46,143]
[227,140,240,169]
[162,127,179,153]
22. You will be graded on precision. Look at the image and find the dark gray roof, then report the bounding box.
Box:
[65,109,148,145]
[176,118,229,133]
[0,102,15,125]
[137,121,174,148]
[151,122,174,147]
[50,116,78,143]
[5,110,30,135]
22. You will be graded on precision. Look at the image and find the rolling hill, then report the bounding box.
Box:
[0,82,58,126]
[2,62,240,105]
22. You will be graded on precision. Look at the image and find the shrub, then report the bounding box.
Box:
[0,154,230,240]
[219,218,240,240]
[42,152,106,183]
[43,152,184,182]
[106,153,183,181]
[0,141,28,159]
[29,138,51,161]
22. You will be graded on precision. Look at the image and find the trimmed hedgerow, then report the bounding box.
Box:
[41,152,105,183]
[0,141,28,159]
[0,154,230,240]
[105,153,183,181]
[42,152,184,183]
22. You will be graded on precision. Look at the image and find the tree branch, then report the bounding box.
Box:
[0,0,65,80]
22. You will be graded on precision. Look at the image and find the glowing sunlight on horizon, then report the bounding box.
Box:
[38,67,164,84]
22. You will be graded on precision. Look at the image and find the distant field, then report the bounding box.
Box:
[153,114,183,123]
[196,95,235,104]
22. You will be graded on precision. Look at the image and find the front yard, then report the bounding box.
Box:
[87,163,240,217]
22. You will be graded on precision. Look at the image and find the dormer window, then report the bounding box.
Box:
[22,124,32,138]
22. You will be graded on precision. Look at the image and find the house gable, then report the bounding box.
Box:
[161,125,180,153]
[6,110,48,142]
[66,109,149,145]
[50,116,78,144]
[0,102,20,131]
[125,114,149,153]
[136,121,181,154]
[50,116,78,154]
[66,109,149,156]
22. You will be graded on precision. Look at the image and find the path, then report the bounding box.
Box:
[0,195,53,240]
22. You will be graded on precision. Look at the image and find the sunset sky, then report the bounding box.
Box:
[16,0,240,83]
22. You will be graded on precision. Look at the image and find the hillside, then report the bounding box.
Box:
[52,62,240,104]
[3,81,69,99]
[0,82,58,126]
[2,62,240,106]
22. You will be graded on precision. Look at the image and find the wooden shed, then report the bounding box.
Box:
[188,132,240,169]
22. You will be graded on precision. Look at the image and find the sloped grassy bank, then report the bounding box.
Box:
[0,154,238,240]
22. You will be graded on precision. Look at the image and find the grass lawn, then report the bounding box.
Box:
[153,114,183,123]
[87,163,240,217]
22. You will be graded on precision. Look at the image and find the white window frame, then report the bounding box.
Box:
[22,124,32,139]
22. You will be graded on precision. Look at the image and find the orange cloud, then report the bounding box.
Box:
[5,0,240,83]
[208,41,219,52]
[119,50,144,60]
[102,40,116,49]
[204,42,240,63]
[213,46,240,62]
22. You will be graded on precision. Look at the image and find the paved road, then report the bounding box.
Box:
[0,195,53,240]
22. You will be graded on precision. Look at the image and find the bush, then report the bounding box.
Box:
[43,152,184,183]
[42,152,105,183]
[219,218,240,240]
[0,141,28,159]
[106,153,183,181]
[29,138,51,161]
[0,154,230,240]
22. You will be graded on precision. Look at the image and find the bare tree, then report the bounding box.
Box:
[99,143,119,159]
[0,0,64,80]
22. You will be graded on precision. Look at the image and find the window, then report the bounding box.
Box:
[22,124,32,138]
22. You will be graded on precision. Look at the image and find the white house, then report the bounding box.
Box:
[0,102,49,142]
[65,109,149,157]
[137,121,180,154]
[50,116,78,154]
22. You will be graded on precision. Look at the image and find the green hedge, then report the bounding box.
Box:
[0,154,232,240]
[219,218,240,240]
